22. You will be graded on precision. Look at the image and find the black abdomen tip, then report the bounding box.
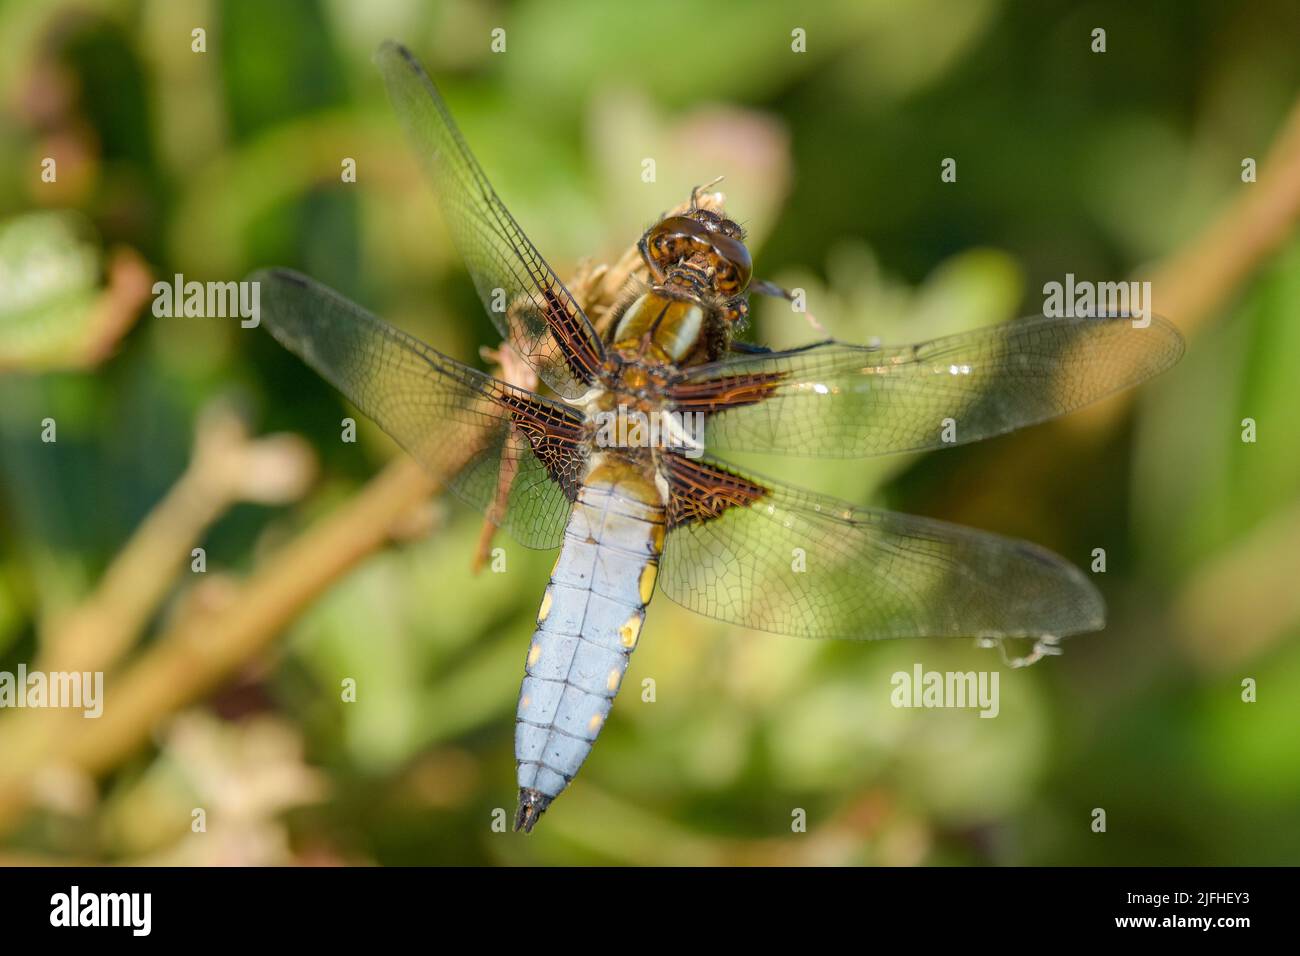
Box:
[514,788,552,833]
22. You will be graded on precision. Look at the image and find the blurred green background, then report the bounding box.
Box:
[1,0,1298,865]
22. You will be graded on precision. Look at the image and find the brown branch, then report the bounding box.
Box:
[1148,96,1300,334]
[1069,94,1300,434]
[40,407,316,673]
[1172,497,1300,668]
[0,456,440,835]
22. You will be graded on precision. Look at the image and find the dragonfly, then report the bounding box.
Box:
[253,42,1184,832]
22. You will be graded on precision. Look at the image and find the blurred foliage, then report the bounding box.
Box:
[0,0,1298,866]
[0,211,99,367]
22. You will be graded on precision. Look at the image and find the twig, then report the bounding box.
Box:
[0,457,439,834]
[1070,94,1300,432]
[1149,96,1300,334]
[40,406,315,673]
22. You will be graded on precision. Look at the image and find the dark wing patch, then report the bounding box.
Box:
[662,452,768,527]
[659,456,1105,641]
[494,387,587,501]
[254,268,583,548]
[374,42,605,399]
[666,370,787,414]
[677,314,1184,457]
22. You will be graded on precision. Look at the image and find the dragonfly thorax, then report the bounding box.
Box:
[611,290,720,366]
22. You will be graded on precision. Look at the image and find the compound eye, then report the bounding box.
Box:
[650,215,709,246]
[647,215,712,271]
[710,233,752,293]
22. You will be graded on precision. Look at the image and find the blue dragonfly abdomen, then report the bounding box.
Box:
[513,458,665,831]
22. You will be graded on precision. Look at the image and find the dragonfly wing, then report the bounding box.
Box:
[255,268,584,549]
[671,314,1184,457]
[374,41,605,399]
[659,453,1104,640]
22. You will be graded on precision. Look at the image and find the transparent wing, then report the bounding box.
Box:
[254,268,583,549]
[671,314,1184,457]
[660,454,1104,640]
[374,41,604,399]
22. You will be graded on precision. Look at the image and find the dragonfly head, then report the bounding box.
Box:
[644,210,753,301]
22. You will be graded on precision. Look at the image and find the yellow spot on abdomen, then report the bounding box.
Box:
[537,589,554,623]
[521,695,531,709]
[606,668,621,692]
[587,713,604,734]
[619,614,643,649]
[527,642,542,667]
[649,522,665,554]
[638,562,658,604]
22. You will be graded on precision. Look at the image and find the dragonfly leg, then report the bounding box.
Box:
[749,279,827,334]
[636,232,667,284]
